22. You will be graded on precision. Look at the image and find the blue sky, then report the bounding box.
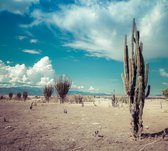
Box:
[0,0,168,95]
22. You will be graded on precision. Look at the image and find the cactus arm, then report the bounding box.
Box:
[132,18,136,58]
[137,76,143,103]
[129,58,132,92]
[144,64,149,88]
[124,34,130,95]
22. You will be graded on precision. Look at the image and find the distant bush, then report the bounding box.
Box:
[0,95,4,100]
[16,92,21,100]
[55,75,71,103]
[74,94,83,104]
[163,88,168,98]
[111,94,118,107]
[23,91,28,101]
[43,85,54,102]
[9,92,13,100]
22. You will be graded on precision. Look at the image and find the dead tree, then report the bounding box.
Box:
[122,19,150,138]
[55,75,71,104]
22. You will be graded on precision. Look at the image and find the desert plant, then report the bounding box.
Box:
[122,19,150,138]
[23,91,28,101]
[9,92,13,100]
[111,90,118,107]
[163,88,168,98]
[111,94,118,107]
[16,92,21,100]
[74,94,83,104]
[43,85,53,102]
[55,75,71,103]
[0,95,4,100]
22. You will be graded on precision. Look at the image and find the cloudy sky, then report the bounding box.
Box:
[0,0,168,95]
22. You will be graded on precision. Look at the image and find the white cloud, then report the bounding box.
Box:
[72,83,84,90]
[6,61,12,64]
[88,85,99,92]
[88,86,95,91]
[30,39,38,43]
[160,68,168,78]
[0,0,39,14]
[162,82,168,86]
[17,35,27,40]
[0,57,55,87]
[22,49,41,55]
[27,0,168,61]
[72,83,100,92]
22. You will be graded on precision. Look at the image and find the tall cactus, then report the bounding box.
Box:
[123,19,150,138]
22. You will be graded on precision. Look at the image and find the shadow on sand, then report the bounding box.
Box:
[142,128,168,139]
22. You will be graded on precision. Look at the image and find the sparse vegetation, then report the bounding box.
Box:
[23,91,28,101]
[43,85,54,102]
[55,75,71,103]
[123,19,150,138]
[1,98,168,150]
[9,92,13,100]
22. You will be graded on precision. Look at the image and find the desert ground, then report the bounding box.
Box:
[0,97,168,151]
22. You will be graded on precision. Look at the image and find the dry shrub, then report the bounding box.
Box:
[23,91,28,101]
[43,85,53,102]
[16,92,21,100]
[74,95,83,104]
[9,92,13,100]
[55,75,71,103]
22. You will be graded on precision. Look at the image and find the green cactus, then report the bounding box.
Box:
[123,19,150,138]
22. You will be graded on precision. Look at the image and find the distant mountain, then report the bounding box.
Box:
[0,87,43,96]
[68,90,110,96]
[0,87,110,96]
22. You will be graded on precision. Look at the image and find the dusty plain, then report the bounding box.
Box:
[0,97,168,151]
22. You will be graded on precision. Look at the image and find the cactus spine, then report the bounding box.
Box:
[123,19,150,138]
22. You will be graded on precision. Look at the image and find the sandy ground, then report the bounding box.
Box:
[0,98,168,151]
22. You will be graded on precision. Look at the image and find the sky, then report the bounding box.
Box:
[0,0,168,95]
